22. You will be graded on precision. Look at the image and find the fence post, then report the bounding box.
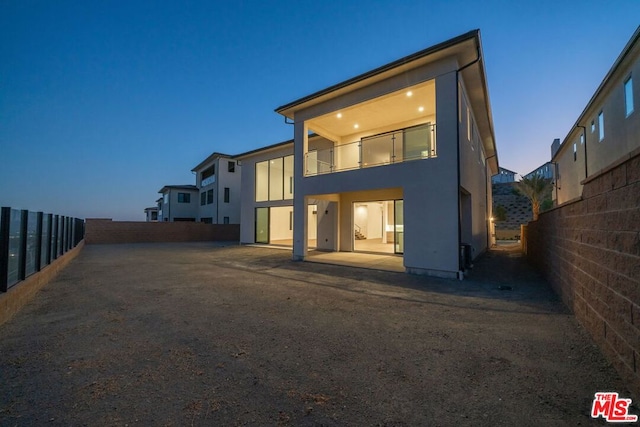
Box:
[18,210,28,281]
[0,207,10,292]
[45,214,52,265]
[35,212,43,272]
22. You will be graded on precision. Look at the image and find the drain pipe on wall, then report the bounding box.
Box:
[455,42,481,279]
[577,125,588,179]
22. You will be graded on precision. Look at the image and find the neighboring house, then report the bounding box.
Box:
[552,26,639,205]
[491,167,517,184]
[158,185,199,222]
[191,152,241,224]
[237,30,498,278]
[524,160,554,181]
[144,207,158,222]
[156,197,164,222]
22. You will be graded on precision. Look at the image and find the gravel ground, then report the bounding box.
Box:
[0,242,632,426]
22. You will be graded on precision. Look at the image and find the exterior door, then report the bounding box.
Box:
[255,207,269,243]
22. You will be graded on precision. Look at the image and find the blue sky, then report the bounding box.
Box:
[1,1,638,220]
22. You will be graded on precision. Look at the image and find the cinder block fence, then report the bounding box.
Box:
[523,149,640,398]
[85,219,240,244]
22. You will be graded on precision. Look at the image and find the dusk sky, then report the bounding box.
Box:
[1,1,639,220]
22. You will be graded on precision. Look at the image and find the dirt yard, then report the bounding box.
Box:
[0,243,632,425]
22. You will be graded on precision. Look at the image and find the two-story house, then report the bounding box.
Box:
[240,30,498,278]
[552,26,639,205]
[158,185,199,222]
[191,152,241,224]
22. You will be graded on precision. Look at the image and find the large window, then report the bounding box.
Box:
[625,76,634,117]
[201,165,215,187]
[598,111,605,142]
[255,155,294,201]
[178,193,191,203]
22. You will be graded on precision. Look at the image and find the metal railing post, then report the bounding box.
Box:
[0,207,10,292]
[51,215,58,260]
[46,214,53,264]
[18,210,28,281]
[35,212,43,272]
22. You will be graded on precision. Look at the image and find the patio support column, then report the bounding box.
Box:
[292,119,308,261]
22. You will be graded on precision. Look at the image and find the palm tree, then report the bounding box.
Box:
[514,175,552,221]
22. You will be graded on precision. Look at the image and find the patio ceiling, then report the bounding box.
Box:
[307,79,435,141]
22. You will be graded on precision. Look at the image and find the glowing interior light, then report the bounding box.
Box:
[354,124,359,129]
[336,113,342,118]
[406,91,413,97]
[418,106,424,112]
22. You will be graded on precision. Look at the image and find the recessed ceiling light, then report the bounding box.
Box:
[406,91,413,97]
[337,113,342,118]
[418,106,424,112]
[354,124,359,129]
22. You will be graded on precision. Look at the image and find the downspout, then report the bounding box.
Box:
[455,40,481,276]
[485,153,498,249]
[577,125,588,179]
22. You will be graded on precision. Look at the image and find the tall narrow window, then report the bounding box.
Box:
[200,192,206,206]
[625,76,634,117]
[573,143,577,161]
[580,133,584,144]
[228,161,236,173]
[207,189,213,204]
[598,111,604,141]
[224,187,230,203]
[255,161,269,202]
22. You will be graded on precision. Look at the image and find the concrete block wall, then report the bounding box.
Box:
[85,219,240,244]
[523,148,640,398]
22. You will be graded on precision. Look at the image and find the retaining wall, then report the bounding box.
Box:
[523,149,640,397]
[85,219,240,244]
[0,241,84,326]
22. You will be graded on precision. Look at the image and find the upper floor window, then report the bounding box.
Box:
[178,193,191,203]
[201,165,216,186]
[255,155,294,202]
[598,111,604,142]
[200,192,206,206]
[573,143,577,161]
[224,187,230,203]
[207,189,213,204]
[625,76,634,117]
[591,120,595,133]
[580,133,584,145]
[228,161,236,173]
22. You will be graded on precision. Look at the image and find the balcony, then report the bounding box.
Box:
[305,123,436,176]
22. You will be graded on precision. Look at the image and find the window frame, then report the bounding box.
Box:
[598,111,604,142]
[200,192,206,206]
[206,189,214,204]
[177,193,191,203]
[224,187,230,203]
[228,161,235,173]
[624,75,634,117]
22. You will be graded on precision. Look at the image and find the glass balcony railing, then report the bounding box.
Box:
[305,123,436,176]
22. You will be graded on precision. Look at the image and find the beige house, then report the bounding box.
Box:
[191,152,241,224]
[239,30,498,279]
[552,26,640,205]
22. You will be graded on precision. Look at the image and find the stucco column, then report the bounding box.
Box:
[292,120,308,260]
